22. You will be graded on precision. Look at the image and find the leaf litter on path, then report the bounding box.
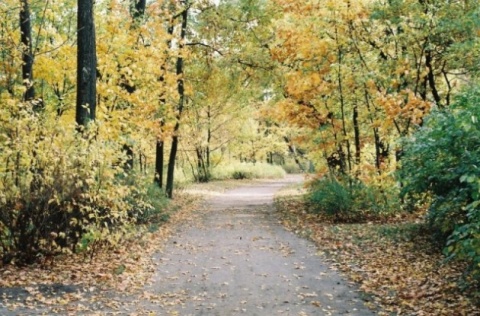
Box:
[0,176,375,315]
[275,193,480,316]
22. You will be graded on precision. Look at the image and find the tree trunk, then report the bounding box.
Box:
[20,0,35,102]
[206,104,211,169]
[132,0,146,20]
[425,49,442,107]
[166,5,188,199]
[336,47,351,173]
[154,139,164,188]
[76,0,97,127]
[353,105,360,165]
[154,19,174,188]
[283,136,304,172]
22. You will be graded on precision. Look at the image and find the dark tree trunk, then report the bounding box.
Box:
[425,49,442,107]
[206,105,211,169]
[336,47,351,173]
[20,0,35,102]
[132,0,146,21]
[353,105,360,165]
[166,5,188,199]
[76,0,97,127]
[154,20,174,188]
[122,144,134,170]
[154,139,164,188]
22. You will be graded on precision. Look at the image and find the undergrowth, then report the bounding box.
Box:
[306,174,400,222]
[210,162,286,181]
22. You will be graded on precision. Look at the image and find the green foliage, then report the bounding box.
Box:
[127,179,170,226]
[211,162,286,181]
[308,176,353,218]
[281,159,308,174]
[399,86,480,282]
[308,175,399,222]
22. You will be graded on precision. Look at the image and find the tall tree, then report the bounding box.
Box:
[76,0,97,127]
[20,0,34,102]
[166,1,188,199]
[155,17,175,189]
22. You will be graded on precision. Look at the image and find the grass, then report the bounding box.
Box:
[210,162,286,180]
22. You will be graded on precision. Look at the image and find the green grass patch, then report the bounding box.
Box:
[211,162,286,181]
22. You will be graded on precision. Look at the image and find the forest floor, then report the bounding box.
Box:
[0,175,376,315]
[0,175,478,315]
[275,184,480,316]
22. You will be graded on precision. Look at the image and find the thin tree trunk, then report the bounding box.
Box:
[425,49,442,107]
[155,138,164,188]
[154,19,174,188]
[353,105,360,165]
[282,136,304,172]
[76,0,97,127]
[166,5,188,199]
[20,0,35,102]
[364,86,383,171]
[336,47,351,173]
[206,104,211,170]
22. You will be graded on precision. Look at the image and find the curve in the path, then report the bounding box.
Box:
[140,175,376,316]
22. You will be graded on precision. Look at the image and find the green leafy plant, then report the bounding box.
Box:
[399,86,480,283]
[308,174,399,222]
[308,176,354,219]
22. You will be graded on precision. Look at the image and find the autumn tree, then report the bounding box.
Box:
[270,0,479,178]
[165,0,189,199]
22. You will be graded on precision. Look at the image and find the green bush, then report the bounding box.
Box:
[232,170,253,179]
[282,160,308,174]
[308,176,353,218]
[399,86,480,282]
[308,175,397,221]
[126,179,170,225]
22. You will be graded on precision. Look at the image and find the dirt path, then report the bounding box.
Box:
[0,176,376,315]
[137,175,375,315]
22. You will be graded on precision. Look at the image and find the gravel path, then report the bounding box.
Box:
[140,175,375,315]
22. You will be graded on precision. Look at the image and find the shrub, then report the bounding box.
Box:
[0,102,149,264]
[308,176,353,218]
[126,178,170,225]
[282,160,309,174]
[307,174,398,221]
[399,86,480,282]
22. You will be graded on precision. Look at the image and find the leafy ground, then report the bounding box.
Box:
[0,178,290,315]
[2,178,479,315]
[275,186,480,316]
[0,176,372,315]
[0,192,203,314]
